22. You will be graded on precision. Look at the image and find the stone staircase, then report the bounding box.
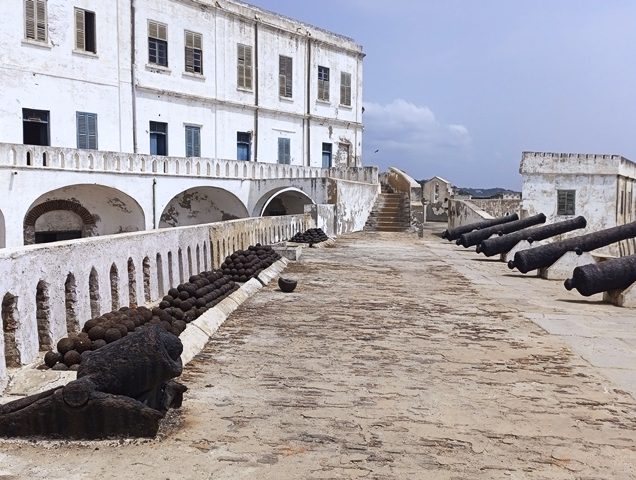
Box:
[364,186,411,232]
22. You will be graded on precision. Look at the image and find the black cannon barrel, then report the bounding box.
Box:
[476,216,587,257]
[442,213,519,241]
[456,213,546,248]
[508,220,636,273]
[564,254,636,296]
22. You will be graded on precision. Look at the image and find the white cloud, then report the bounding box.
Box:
[363,99,472,180]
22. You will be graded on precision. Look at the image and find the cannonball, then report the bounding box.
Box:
[63,350,81,367]
[57,337,75,355]
[44,350,62,368]
[178,291,190,300]
[116,324,128,337]
[160,321,172,331]
[83,319,99,332]
[158,310,173,322]
[91,339,107,350]
[75,336,92,353]
[173,320,187,333]
[168,288,180,297]
[104,328,122,343]
[122,320,136,332]
[69,364,81,371]
[151,307,163,316]
[51,362,69,371]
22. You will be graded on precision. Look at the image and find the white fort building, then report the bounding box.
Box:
[0,0,371,248]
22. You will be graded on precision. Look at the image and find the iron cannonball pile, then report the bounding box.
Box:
[289,228,329,244]
[44,244,281,370]
[220,244,281,282]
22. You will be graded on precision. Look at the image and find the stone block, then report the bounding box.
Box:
[273,245,303,261]
[192,308,226,337]
[179,323,209,366]
[603,282,636,308]
[241,278,263,296]
[539,251,596,280]
[3,369,76,398]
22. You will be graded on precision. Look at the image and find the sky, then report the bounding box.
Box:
[246,0,636,189]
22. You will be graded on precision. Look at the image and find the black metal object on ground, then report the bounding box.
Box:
[508,221,636,274]
[0,326,186,439]
[442,213,519,241]
[456,214,547,248]
[476,216,587,257]
[564,254,636,296]
[278,277,297,293]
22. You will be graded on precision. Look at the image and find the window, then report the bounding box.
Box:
[149,121,168,156]
[237,132,251,161]
[237,44,253,90]
[340,72,352,106]
[185,125,200,157]
[74,8,96,53]
[184,30,202,74]
[148,20,168,67]
[24,0,47,42]
[321,143,332,169]
[318,66,330,102]
[279,55,293,98]
[557,190,575,215]
[277,138,291,165]
[76,112,98,149]
[23,108,50,146]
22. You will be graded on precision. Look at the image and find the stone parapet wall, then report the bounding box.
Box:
[0,214,313,390]
[469,199,521,219]
[447,200,493,230]
[0,143,378,184]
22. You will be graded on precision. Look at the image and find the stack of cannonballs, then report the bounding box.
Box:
[289,228,329,244]
[220,244,281,282]
[44,270,239,371]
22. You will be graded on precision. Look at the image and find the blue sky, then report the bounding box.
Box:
[247,0,636,189]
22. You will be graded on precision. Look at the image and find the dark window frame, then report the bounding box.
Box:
[318,66,330,102]
[149,121,168,156]
[557,189,576,216]
[184,124,201,157]
[277,137,291,165]
[76,111,98,149]
[237,131,251,161]
[148,20,168,67]
[279,55,293,98]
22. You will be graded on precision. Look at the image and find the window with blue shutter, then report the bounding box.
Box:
[185,125,200,157]
[150,121,168,155]
[277,137,291,165]
[321,142,332,168]
[76,112,97,149]
[237,132,251,161]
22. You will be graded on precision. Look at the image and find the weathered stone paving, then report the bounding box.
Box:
[1,229,636,479]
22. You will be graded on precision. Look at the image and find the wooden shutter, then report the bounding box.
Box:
[25,0,46,41]
[77,112,87,149]
[149,21,166,40]
[87,113,97,149]
[35,0,46,41]
[75,9,85,50]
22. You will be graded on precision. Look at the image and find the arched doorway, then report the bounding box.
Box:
[23,184,145,245]
[258,188,315,217]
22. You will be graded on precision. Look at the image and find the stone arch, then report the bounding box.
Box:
[35,280,52,351]
[156,253,164,297]
[23,199,96,245]
[110,264,120,311]
[127,258,137,307]
[159,187,249,228]
[167,251,174,287]
[142,257,151,303]
[89,267,100,318]
[23,185,145,245]
[254,187,315,217]
[0,209,5,249]
[2,293,20,367]
[64,273,79,334]
[178,248,184,284]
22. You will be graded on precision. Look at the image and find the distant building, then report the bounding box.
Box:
[520,151,636,256]
[422,176,453,222]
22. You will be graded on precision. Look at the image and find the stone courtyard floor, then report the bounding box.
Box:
[2,228,636,479]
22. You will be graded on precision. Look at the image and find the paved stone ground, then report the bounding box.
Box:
[1,229,636,479]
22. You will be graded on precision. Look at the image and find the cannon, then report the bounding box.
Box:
[508,220,636,273]
[441,213,519,241]
[564,254,636,297]
[456,213,546,248]
[476,216,587,257]
[0,325,187,439]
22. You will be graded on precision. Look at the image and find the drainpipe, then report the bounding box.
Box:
[152,178,157,229]
[253,21,259,162]
[130,0,138,153]
[306,35,312,167]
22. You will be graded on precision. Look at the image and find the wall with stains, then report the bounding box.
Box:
[328,179,379,235]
